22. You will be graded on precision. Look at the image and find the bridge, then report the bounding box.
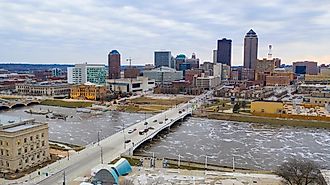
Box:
[0,98,41,110]
[4,91,211,185]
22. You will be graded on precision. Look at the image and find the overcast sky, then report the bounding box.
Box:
[0,0,330,66]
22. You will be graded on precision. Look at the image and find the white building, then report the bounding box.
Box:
[67,63,106,85]
[213,63,222,78]
[143,66,183,84]
[107,77,155,93]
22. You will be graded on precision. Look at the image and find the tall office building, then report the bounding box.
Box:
[243,29,258,69]
[154,51,171,68]
[68,63,106,85]
[213,50,217,63]
[217,38,232,66]
[108,50,121,79]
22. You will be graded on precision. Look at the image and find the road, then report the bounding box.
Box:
[5,91,212,185]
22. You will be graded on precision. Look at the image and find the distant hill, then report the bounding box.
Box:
[0,63,74,73]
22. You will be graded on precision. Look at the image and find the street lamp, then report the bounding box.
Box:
[145,151,155,168]
[122,123,126,149]
[97,130,102,146]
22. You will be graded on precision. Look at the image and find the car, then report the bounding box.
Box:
[144,122,148,125]
[125,140,131,143]
[148,127,155,130]
[128,128,137,134]
[159,121,163,124]
[179,111,182,114]
[182,109,185,112]
[143,128,149,132]
[139,131,145,135]
[165,118,168,121]
[153,120,157,122]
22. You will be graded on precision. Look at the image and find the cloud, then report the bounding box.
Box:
[0,0,329,65]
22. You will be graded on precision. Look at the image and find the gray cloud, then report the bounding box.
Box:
[0,0,329,65]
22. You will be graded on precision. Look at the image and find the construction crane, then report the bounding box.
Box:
[268,44,272,59]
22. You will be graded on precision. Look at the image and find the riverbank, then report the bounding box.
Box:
[40,99,94,108]
[193,111,330,129]
[120,155,273,174]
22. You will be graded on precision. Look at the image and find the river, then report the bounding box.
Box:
[134,117,330,170]
[0,105,150,146]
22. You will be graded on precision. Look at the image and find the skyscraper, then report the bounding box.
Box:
[154,51,171,68]
[243,29,258,69]
[108,50,121,79]
[217,38,232,66]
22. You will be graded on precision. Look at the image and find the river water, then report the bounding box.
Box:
[0,105,150,146]
[134,117,330,170]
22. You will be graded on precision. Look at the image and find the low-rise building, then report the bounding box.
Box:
[16,82,71,98]
[107,77,155,93]
[195,75,220,90]
[143,66,183,84]
[266,76,291,86]
[0,118,50,173]
[251,100,284,114]
[70,83,107,101]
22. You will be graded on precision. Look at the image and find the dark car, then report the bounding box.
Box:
[165,118,168,121]
[153,120,157,122]
[125,140,131,143]
[159,121,163,124]
[139,131,144,135]
[143,128,149,132]
[179,111,182,114]
[148,127,155,130]
[144,122,148,125]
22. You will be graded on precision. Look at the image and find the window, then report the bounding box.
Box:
[30,145,34,151]
[25,158,28,163]
[6,150,9,156]
[30,136,33,141]
[17,139,21,145]
[0,140,2,145]
[41,141,45,147]
[24,138,27,143]
[24,148,28,153]
[18,148,22,155]
[36,134,39,140]
[41,133,44,138]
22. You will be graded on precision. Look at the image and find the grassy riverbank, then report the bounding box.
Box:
[41,99,93,108]
[194,111,330,129]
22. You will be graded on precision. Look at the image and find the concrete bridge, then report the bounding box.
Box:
[0,98,40,109]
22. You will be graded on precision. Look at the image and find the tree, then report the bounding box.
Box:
[241,101,247,110]
[233,103,240,113]
[275,158,326,185]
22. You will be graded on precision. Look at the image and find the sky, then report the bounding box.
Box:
[0,0,330,66]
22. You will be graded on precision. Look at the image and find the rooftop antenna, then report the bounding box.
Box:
[268,45,273,59]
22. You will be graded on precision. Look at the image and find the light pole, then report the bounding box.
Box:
[232,156,235,172]
[100,146,104,164]
[63,170,66,185]
[178,154,183,168]
[205,155,208,171]
[122,123,126,149]
[97,130,102,146]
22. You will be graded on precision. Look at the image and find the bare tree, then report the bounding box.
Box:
[122,178,134,185]
[275,158,326,185]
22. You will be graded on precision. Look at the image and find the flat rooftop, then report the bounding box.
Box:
[0,117,45,133]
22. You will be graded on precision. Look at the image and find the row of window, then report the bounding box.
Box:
[16,133,45,146]
[18,141,45,155]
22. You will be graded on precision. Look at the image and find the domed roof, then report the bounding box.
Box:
[109,50,120,55]
[176,54,186,59]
